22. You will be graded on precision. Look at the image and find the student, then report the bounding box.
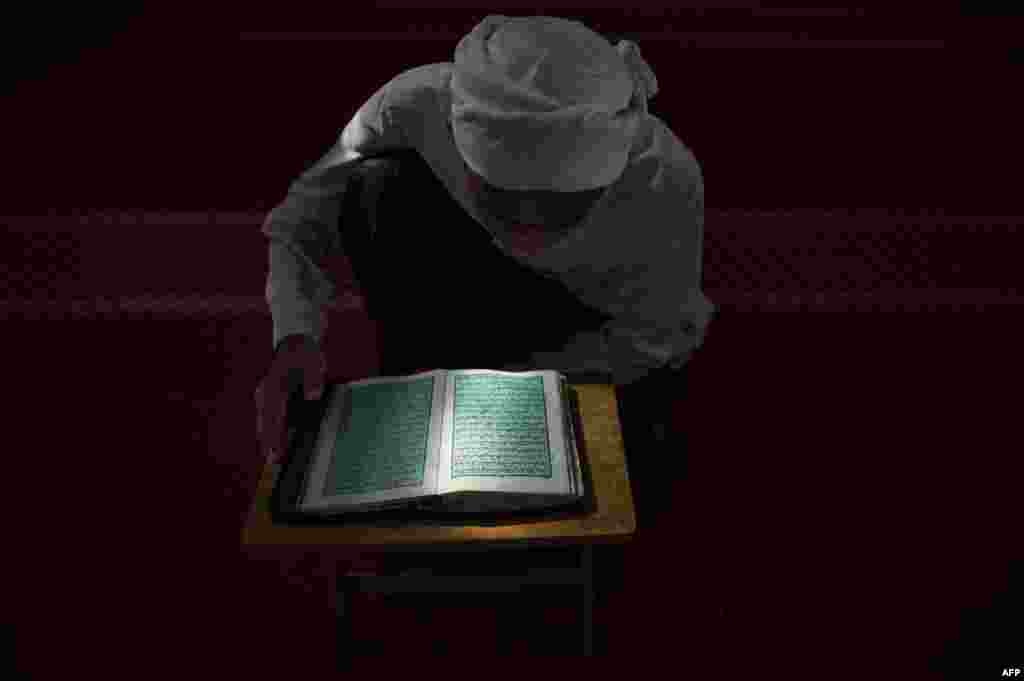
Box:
[255,15,715,520]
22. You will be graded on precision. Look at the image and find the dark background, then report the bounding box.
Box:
[2,2,1021,214]
[5,2,1021,678]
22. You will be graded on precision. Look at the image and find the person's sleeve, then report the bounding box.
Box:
[262,156,357,352]
[502,171,715,386]
[261,73,419,352]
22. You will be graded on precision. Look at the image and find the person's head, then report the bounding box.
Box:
[450,15,658,231]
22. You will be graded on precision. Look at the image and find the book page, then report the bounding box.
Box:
[299,370,447,512]
[559,375,584,499]
[437,370,572,496]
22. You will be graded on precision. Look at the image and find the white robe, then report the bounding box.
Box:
[262,63,715,385]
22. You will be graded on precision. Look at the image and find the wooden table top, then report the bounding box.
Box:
[241,383,634,551]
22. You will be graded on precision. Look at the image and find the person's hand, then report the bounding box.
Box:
[255,334,327,465]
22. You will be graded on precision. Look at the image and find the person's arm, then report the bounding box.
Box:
[262,75,415,351]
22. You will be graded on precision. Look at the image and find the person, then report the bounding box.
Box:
[255,15,715,522]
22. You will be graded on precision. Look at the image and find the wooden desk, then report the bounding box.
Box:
[241,382,634,657]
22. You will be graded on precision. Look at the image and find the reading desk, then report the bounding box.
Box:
[242,381,634,657]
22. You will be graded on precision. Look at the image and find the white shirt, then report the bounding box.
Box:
[262,63,715,385]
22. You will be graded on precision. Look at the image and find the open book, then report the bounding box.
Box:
[271,369,588,519]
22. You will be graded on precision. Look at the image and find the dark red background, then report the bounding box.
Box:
[5,3,1021,678]
[3,3,1022,215]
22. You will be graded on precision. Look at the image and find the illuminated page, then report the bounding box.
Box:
[299,370,447,512]
[437,370,573,496]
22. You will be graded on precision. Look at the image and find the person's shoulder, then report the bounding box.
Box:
[650,115,702,187]
[382,63,453,111]
[621,114,701,198]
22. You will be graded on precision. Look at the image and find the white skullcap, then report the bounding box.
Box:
[450,15,659,192]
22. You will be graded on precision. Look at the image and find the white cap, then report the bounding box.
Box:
[451,15,659,192]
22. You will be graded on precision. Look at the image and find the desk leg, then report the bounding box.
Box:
[582,544,594,656]
[334,579,354,669]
